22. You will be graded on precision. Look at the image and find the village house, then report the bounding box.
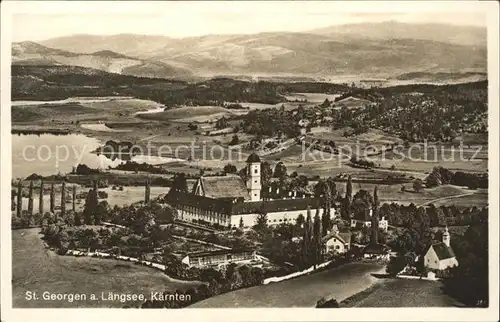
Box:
[181,248,258,268]
[322,228,352,254]
[423,227,459,270]
[350,209,388,232]
[165,153,337,229]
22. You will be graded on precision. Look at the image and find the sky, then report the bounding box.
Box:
[9,1,488,42]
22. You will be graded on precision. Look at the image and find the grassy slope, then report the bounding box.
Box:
[12,228,201,308]
[344,278,461,307]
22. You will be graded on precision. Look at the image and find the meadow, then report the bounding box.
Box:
[283,93,341,103]
[12,228,202,308]
[343,278,461,307]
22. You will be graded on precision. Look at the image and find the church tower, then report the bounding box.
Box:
[246,153,261,201]
[442,226,450,247]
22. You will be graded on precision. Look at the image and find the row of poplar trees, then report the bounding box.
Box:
[301,180,334,268]
[14,176,153,221]
[14,179,76,218]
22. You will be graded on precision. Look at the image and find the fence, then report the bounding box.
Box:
[262,260,333,284]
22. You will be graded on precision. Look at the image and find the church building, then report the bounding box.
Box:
[165,153,337,229]
[423,227,459,270]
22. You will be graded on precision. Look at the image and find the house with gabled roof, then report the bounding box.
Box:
[192,175,250,201]
[322,228,352,254]
[424,226,459,270]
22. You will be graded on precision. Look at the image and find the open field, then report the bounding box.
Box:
[136,106,239,123]
[343,278,461,307]
[11,93,488,185]
[283,93,341,103]
[80,123,132,132]
[102,186,168,206]
[430,190,488,208]
[12,228,202,308]
[337,184,479,205]
[12,98,163,125]
[333,96,372,109]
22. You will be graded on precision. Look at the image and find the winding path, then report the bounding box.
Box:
[418,192,475,207]
[190,261,385,308]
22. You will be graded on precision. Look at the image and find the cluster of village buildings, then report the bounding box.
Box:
[165,153,459,273]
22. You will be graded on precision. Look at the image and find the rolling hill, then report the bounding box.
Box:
[12,41,192,79]
[18,22,488,81]
[308,21,487,48]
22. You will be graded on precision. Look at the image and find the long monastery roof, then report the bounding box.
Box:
[165,189,323,215]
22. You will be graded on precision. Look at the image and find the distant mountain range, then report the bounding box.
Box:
[12,41,192,79]
[13,22,487,81]
[308,21,486,47]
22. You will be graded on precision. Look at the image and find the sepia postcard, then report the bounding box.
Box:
[1,1,499,322]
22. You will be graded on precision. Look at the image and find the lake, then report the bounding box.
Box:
[12,134,182,179]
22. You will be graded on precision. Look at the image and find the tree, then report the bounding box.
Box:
[39,180,44,214]
[295,213,305,229]
[144,176,151,204]
[425,172,442,188]
[386,255,407,276]
[302,207,313,265]
[239,217,244,230]
[83,181,98,225]
[413,179,424,192]
[260,162,273,186]
[16,180,22,218]
[442,217,488,307]
[72,184,76,212]
[273,162,288,179]
[313,208,323,265]
[229,135,239,146]
[320,98,330,108]
[215,117,229,130]
[172,173,188,193]
[352,189,373,223]
[28,180,34,215]
[94,200,109,225]
[346,175,353,201]
[223,163,237,174]
[50,183,56,213]
[321,183,332,236]
[74,211,82,226]
[253,212,268,232]
[60,181,66,217]
[11,192,16,212]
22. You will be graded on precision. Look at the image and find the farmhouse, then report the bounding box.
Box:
[424,227,459,270]
[322,229,352,254]
[181,248,257,268]
[165,153,337,229]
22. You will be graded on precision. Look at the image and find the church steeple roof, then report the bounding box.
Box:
[246,152,261,163]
